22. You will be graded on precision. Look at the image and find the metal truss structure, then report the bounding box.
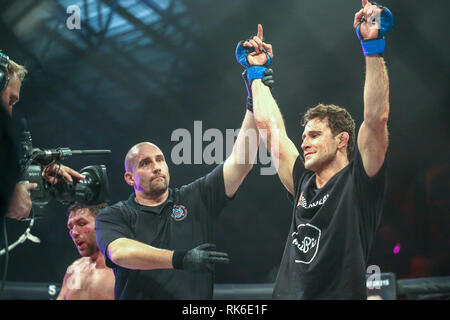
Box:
[0,0,208,141]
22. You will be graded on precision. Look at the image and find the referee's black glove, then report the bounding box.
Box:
[172,243,230,272]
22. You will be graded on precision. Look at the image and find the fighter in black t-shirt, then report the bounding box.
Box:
[237,1,393,299]
[95,108,262,299]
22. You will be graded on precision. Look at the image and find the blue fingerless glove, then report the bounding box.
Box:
[235,40,272,83]
[235,40,251,68]
[356,1,394,56]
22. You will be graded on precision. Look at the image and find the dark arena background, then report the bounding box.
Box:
[1,0,449,301]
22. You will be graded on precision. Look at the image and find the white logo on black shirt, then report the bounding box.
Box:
[297,191,329,209]
[292,223,321,264]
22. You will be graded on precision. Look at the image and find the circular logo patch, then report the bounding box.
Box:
[171,205,187,221]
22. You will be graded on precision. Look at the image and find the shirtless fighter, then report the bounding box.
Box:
[57,203,114,300]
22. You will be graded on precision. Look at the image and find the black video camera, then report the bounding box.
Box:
[19,119,111,218]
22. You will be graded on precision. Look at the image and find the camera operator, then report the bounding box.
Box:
[0,51,85,221]
[0,105,19,221]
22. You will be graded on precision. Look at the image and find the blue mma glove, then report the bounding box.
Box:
[356,1,394,56]
[235,40,272,83]
[235,40,251,68]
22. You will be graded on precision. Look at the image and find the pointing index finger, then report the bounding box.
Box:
[257,24,263,41]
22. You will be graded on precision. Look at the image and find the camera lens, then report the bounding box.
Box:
[49,165,109,205]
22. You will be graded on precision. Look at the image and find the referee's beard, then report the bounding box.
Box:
[147,175,169,197]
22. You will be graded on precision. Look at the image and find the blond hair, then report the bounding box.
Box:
[8,59,28,82]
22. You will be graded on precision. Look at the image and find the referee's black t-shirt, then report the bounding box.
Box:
[95,164,231,300]
[273,145,388,300]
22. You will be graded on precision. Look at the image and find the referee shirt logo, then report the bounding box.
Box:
[171,205,188,221]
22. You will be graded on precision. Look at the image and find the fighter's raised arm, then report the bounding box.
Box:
[223,34,277,198]
[236,24,299,195]
[354,0,394,177]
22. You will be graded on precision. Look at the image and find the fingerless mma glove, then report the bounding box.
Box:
[236,40,274,112]
[356,1,394,56]
[235,40,272,83]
